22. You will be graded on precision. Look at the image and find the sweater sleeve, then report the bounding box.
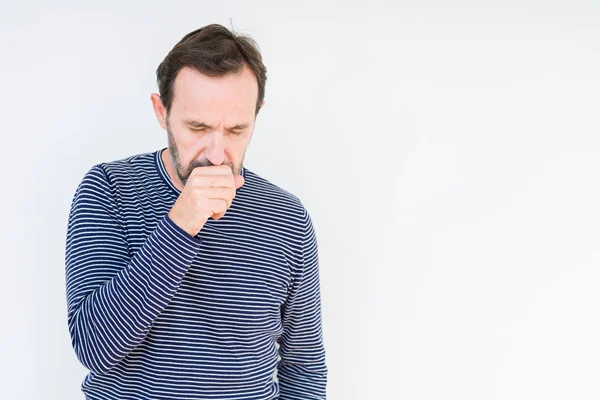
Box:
[277,206,328,399]
[64,164,203,374]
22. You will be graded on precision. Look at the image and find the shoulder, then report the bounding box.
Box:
[72,149,157,208]
[93,150,156,187]
[241,167,309,222]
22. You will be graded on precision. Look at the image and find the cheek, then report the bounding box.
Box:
[175,127,196,145]
[175,129,209,155]
[227,140,247,155]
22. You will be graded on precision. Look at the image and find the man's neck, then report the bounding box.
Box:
[161,148,185,191]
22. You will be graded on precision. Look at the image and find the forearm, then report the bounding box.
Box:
[67,213,202,374]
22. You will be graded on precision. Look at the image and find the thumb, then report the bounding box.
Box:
[234,174,245,189]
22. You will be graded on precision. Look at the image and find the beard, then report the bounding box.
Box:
[166,119,244,187]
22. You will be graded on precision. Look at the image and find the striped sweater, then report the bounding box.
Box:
[64,147,327,399]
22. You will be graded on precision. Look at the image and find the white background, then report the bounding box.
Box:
[2,1,599,399]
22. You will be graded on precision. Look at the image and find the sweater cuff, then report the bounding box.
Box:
[162,213,204,247]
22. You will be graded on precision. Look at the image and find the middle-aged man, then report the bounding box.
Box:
[65,23,327,399]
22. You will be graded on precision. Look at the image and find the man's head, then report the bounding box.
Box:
[150,24,267,187]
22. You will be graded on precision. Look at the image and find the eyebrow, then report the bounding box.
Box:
[183,120,250,130]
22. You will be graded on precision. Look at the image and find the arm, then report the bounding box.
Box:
[277,207,328,399]
[65,164,203,374]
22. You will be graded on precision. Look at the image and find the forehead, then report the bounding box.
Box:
[170,65,258,120]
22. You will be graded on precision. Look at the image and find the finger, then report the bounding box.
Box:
[204,187,235,206]
[235,175,245,189]
[191,165,234,177]
[199,174,236,189]
[209,199,228,216]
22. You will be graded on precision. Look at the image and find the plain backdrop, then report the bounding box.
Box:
[1,1,599,399]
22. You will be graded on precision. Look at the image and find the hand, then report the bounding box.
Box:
[167,165,245,236]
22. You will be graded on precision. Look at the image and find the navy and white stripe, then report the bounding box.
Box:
[65,147,327,399]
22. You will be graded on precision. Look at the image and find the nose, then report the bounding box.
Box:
[203,130,226,166]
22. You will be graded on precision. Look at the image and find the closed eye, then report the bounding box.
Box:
[190,128,243,135]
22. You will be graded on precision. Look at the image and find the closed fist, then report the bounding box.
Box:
[167,165,245,237]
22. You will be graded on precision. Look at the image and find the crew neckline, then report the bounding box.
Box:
[154,147,246,196]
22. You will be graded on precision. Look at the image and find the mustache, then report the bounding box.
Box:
[187,159,234,172]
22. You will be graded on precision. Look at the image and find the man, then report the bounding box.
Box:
[65,24,327,399]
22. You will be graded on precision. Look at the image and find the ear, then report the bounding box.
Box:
[150,93,168,130]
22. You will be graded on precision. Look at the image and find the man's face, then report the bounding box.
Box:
[157,64,259,187]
